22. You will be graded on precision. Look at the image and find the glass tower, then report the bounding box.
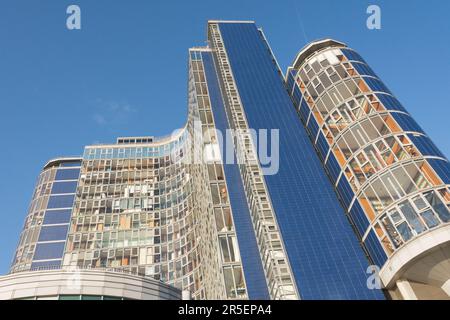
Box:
[11,21,426,300]
[286,39,450,299]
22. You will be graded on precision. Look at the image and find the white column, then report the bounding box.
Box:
[396,279,418,300]
[441,279,450,297]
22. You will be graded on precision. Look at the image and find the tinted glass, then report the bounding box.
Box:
[218,22,384,299]
[55,169,80,181]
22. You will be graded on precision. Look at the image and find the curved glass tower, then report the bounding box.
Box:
[9,51,249,300]
[286,39,450,299]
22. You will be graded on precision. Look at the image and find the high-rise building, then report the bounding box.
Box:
[286,39,450,299]
[5,20,447,301]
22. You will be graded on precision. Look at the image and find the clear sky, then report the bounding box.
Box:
[0,0,449,274]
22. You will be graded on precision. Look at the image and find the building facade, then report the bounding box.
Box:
[286,39,450,299]
[10,21,447,300]
[0,268,181,300]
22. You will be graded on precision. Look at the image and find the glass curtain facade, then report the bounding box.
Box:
[11,159,81,273]
[286,40,450,272]
[206,22,384,300]
[10,47,251,301]
[57,53,252,300]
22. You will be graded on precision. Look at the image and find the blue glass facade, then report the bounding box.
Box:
[201,51,270,300]
[216,22,384,299]
[428,158,450,184]
[30,161,81,270]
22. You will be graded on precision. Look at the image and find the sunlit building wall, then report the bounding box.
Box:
[286,39,450,299]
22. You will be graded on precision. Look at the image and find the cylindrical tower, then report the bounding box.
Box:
[286,39,450,299]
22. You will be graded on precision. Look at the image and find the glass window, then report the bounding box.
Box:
[424,191,450,222]
[211,185,220,205]
[214,208,225,232]
[319,73,332,88]
[215,164,224,181]
[38,225,69,242]
[103,296,122,300]
[223,267,236,299]
[364,186,382,214]
[381,173,403,201]
[81,295,102,300]
[223,207,233,231]
[43,210,72,225]
[389,210,402,224]
[214,207,233,232]
[372,178,393,207]
[405,162,430,190]
[220,236,231,262]
[31,260,61,270]
[365,145,382,171]
[219,183,228,204]
[55,169,80,181]
[397,222,413,242]
[412,195,427,211]
[59,295,81,300]
[51,181,78,194]
[420,209,440,229]
[60,161,81,167]
[233,266,246,298]
[399,201,426,235]
[380,215,401,248]
[392,166,416,194]
[33,242,65,260]
[227,236,237,262]
[47,195,75,209]
[219,235,239,263]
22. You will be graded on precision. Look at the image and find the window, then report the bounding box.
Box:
[211,184,220,205]
[38,225,69,242]
[424,191,450,222]
[223,268,236,298]
[43,210,72,225]
[399,201,426,235]
[380,215,401,248]
[420,209,440,228]
[55,169,80,181]
[51,181,78,194]
[208,165,216,181]
[397,222,413,242]
[33,242,65,260]
[214,207,233,232]
[60,161,81,168]
[219,235,239,263]
[81,295,102,300]
[223,266,246,299]
[47,195,75,209]
[59,295,81,300]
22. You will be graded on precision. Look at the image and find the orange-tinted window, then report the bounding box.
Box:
[421,162,442,186]
[359,197,376,222]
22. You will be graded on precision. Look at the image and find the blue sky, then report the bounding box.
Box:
[0,0,449,274]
